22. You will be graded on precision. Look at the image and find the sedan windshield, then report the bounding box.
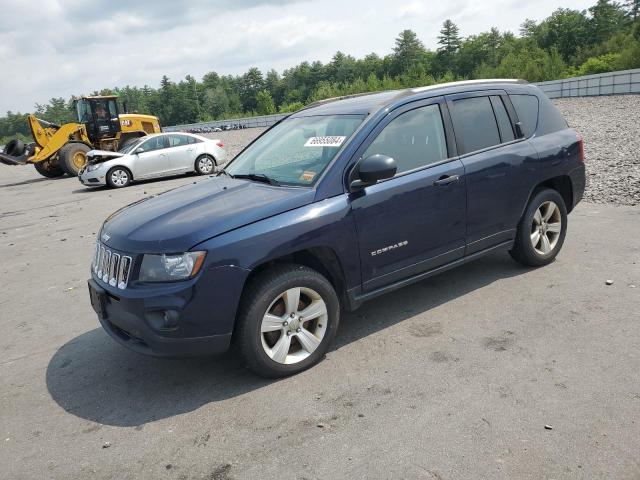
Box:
[226,114,363,186]
[118,137,145,154]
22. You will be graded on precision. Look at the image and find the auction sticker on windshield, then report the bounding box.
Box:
[304,136,346,147]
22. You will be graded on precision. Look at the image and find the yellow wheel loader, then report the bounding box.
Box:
[0,96,161,177]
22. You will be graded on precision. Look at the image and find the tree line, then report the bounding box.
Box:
[1,0,639,143]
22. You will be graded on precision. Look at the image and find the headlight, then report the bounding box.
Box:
[139,251,206,282]
[86,163,103,172]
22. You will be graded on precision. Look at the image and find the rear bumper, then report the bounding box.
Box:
[569,164,586,209]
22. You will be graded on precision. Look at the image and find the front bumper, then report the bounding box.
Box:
[88,263,249,357]
[79,167,107,186]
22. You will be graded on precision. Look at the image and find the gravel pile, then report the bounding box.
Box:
[204,128,265,160]
[207,96,640,207]
[554,95,640,206]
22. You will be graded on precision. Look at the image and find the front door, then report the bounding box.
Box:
[349,98,467,293]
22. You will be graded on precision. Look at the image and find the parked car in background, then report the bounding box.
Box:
[79,132,226,188]
[88,80,585,377]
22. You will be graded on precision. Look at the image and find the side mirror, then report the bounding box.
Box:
[350,154,397,191]
[134,147,145,154]
[514,121,525,139]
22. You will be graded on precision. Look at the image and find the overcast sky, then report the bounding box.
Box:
[0,0,594,113]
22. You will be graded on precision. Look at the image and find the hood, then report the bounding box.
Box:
[87,149,125,162]
[100,177,315,253]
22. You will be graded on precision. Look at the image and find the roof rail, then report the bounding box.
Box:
[300,90,402,112]
[410,78,527,93]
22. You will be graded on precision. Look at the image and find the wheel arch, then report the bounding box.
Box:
[521,175,574,219]
[107,164,134,181]
[241,247,350,311]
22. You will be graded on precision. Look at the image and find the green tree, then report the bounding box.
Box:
[392,29,426,76]
[588,0,628,44]
[256,90,276,115]
[436,20,461,74]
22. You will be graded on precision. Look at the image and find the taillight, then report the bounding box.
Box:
[216,142,224,148]
[577,134,585,163]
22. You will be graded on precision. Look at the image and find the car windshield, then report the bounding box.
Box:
[118,137,145,154]
[226,114,364,186]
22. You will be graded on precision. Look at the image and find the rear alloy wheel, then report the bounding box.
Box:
[236,265,340,377]
[106,167,131,188]
[195,155,215,175]
[530,201,562,255]
[510,188,567,267]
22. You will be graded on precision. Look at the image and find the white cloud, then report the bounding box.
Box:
[0,0,595,112]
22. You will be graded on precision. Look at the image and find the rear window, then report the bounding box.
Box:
[450,96,501,154]
[509,94,539,138]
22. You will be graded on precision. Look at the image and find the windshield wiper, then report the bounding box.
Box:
[216,169,233,178]
[233,173,281,186]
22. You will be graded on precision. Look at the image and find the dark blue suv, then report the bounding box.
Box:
[88,80,585,377]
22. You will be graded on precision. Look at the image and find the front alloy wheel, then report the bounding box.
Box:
[236,265,340,377]
[261,287,328,364]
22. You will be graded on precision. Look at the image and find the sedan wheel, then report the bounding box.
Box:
[530,201,562,255]
[260,287,328,365]
[196,156,215,175]
[107,167,131,188]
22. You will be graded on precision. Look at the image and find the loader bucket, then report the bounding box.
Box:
[0,141,34,165]
[0,151,30,166]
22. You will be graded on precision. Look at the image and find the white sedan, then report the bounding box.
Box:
[79,132,227,188]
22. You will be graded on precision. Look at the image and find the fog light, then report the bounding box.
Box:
[163,310,179,329]
[146,309,180,331]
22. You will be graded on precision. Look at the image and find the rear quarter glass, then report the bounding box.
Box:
[509,94,539,138]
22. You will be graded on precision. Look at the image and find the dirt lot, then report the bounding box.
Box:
[1,101,639,479]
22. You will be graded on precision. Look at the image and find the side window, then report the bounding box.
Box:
[167,134,190,147]
[509,94,539,138]
[140,136,165,152]
[450,96,501,154]
[187,136,201,144]
[363,104,448,175]
[490,96,515,142]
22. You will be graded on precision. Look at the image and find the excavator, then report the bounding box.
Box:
[0,96,162,177]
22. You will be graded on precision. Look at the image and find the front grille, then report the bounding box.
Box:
[92,242,132,290]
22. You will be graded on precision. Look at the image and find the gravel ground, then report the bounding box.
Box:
[203,128,265,160]
[554,95,640,206]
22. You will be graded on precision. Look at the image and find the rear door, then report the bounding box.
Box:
[446,91,538,254]
[166,134,194,172]
[349,97,467,293]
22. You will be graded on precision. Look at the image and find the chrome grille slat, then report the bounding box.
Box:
[92,242,132,290]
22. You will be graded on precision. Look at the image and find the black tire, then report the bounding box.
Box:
[194,154,216,175]
[235,264,340,378]
[510,188,568,267]
[106,166,132,188]
[4,139,25,156]
[34,159,65,178]
[58,143,90,176]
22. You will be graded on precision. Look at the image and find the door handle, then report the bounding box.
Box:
[433,174,460,186]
